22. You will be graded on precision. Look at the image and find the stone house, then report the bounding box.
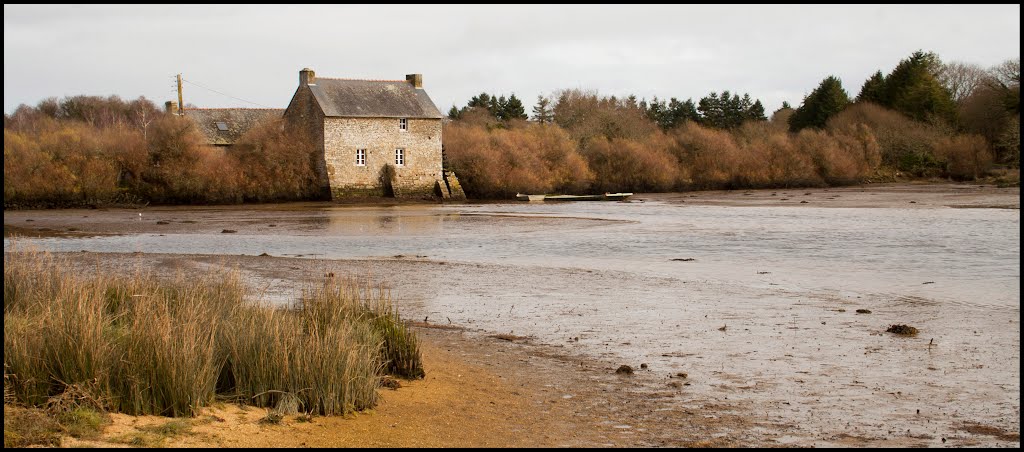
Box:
[282,68,463,200]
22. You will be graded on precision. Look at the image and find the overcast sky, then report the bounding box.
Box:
[4,4,1020,116]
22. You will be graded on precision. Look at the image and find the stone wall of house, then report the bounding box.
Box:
[282,87,329,195]
[322,117,443,199]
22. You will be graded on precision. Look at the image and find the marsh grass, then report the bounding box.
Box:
[4,246,423,429]
[56,407,109,439]
[139,419,192,437]
[3,405,64,447]
[108,419,192,448]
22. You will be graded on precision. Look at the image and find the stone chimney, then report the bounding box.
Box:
[300,67,316,85]
[406,73,423,89]
[164,101,179,115]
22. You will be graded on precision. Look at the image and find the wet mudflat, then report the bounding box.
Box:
[5,183,1020,447]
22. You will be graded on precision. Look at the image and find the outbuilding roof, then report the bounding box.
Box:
[184,108,284,145]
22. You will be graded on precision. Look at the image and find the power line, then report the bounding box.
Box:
[181,77,270,108]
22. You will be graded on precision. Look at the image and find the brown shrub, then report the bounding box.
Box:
[794,128,861,185]
[752,129,821,187]
[552,89,659,144]
[831,123,883,174]
[581,133,679,193]
[769,108,795,132]
[827,102,947,175]
[442,121,594,198]
[454,107,501,130]
[670,122,747,189]
[959,82,1018,165]
[668,120,879,189]
[231,118,323,202]
[3,121,145,207]
[137,115,232,203]
[931,134,993,180]
[728,121,821,187]
[4,128,73,205]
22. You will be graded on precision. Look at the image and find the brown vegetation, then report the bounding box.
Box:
[4,246,422,426]
[827,102,998,180]
[5,78,1011,206]
[886,324,920,336]
[4,96,321,208]
[443,121,593,198]
[582,134,680,192]
[441,80,1007,198]
[231,118,323,202]
[444,102,891,195]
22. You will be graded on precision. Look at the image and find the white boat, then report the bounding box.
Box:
[515,193,547,202]
[516,193,633,202]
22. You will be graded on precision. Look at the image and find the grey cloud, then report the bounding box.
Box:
[4,4,1019,115]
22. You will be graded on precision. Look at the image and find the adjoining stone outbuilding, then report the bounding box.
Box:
[165,102,283,148]
[282,68,464,200]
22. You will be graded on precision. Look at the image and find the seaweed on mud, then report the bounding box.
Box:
[886,324,919,336]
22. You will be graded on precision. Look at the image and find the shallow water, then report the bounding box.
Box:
[5,193,1020,446]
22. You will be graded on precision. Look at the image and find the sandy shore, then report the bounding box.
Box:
[59,327,647,448]
[5,182,1020,447]
[51,251,761,448]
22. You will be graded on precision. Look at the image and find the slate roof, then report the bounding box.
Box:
[184,108,284,146]
[307,78,443,119]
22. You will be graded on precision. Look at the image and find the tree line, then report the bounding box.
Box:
[440,50,1018,197]
[3,50,1019,207]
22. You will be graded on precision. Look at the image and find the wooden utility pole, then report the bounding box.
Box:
[177,73,184,116]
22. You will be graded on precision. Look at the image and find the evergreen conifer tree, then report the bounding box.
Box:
[789,75,851,132]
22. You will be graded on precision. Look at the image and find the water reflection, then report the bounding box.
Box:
[316,209,454,236]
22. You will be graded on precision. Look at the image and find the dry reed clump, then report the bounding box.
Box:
[3,245,422,420]
[300,277,424,380]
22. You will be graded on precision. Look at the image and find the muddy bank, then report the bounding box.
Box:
[46,251,766,448]
[61,328,707,448]
[44,250,1020,448]
[5,182,1019,448]
[643,182,1019,209]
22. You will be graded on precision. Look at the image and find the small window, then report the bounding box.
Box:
[215,121,228,131]
[395,148,404,166]
[355,148,366,166]
[399,118,408,131]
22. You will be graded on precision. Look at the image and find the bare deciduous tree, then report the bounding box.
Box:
[937,61,988,105]
[134,106,154,141]
[990,58,1020,86]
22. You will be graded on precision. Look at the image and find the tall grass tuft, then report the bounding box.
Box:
[4,246,423,419]
[301,277,424,380]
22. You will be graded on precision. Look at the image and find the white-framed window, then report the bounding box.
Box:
[395,148,405,166]
[399,118,408,131]
[355,148,366,166]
